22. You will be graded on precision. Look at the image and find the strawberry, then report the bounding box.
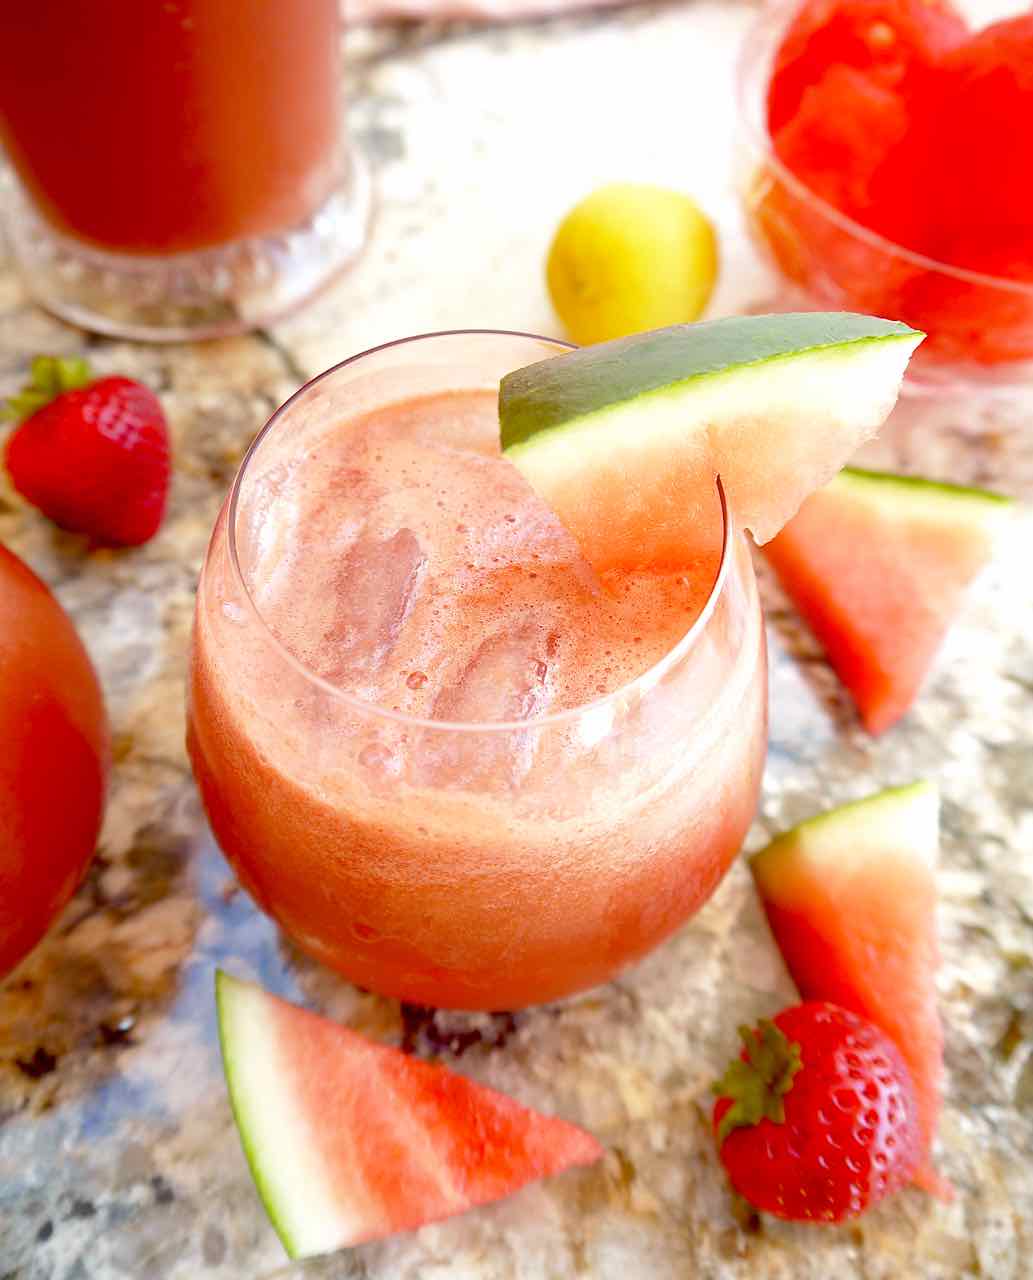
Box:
[712,1002,921,1222]
[2,355,170,547]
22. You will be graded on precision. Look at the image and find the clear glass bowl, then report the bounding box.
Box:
[736,0,1033,396]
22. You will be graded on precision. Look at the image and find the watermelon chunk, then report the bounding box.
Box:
[767,0,968,135]
[759,61,934,321]
[891,236,1033,366]
[499,314,922,572]
[746,166,922,327]
[772,65,914,238]
[932,15,1033,253]
[750,783,947,1196]
[763,468,1013,734]
[216,972,603,1258]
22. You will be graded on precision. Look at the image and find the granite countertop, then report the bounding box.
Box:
[1,5,1031,1278]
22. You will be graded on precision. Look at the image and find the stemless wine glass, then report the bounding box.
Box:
[0,1,371,341]
[187,331,767,1011]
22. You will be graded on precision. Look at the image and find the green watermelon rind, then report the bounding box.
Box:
[837,467,1015,516]
[498,313,924,553]
[499,313,921,454]
[751,781,940,885]
[216,970,313,1259]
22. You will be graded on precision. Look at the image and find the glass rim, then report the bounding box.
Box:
[225,328,734,735]
[736,0,1033,299]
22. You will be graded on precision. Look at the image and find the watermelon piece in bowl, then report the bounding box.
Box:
[765,0,967,254]
[892,234,1033,367]
[772,64,920,247]
[499,313,922,572]
[750,782,948,1197]
[766,0,968,135]
[931,14,1033,255]
[216,972,603,1259]
[763,467,1014,734]
[745,162,924,325]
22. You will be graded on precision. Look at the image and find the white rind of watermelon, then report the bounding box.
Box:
[499,314,923,571]
[776,780,940,872]
[216,973,362,1257]
[830,469,1015,529]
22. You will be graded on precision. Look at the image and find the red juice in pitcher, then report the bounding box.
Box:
[0,0,341,254]
[0,1,369,338]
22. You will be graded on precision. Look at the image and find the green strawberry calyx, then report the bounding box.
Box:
[0,355,93,424]
[712,1020,803,1144]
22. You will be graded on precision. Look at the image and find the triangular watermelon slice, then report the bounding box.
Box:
[749,783,948,1197]
[763,467,1013,734]
[216,972,603,1259]
[498,313,922,572]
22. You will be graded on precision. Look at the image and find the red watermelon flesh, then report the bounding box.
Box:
[750,782,948,1196]
[748,164,921,322]
[891,235,1033,366]
[932,15,1033,252]
[763,468,1013,734]
[772,64,918,244]
[216,972,602,1258]
[767,0,968,135]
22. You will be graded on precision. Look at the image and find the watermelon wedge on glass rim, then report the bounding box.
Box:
[499,312,922,572]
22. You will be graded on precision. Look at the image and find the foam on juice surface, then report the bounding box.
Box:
[239,389,718,722]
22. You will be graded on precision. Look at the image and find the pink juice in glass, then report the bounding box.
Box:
[188,332,767,1010]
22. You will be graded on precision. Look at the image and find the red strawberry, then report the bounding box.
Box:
[712,1002,921,1222]
[2,356,170,547]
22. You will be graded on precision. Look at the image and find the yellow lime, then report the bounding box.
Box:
[546,183,719,346]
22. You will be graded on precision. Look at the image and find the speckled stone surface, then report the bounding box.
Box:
[1,5,1031,1278]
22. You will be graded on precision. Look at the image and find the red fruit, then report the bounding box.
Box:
[772,64,915,240]
[712,1002,921,1223]
[748,161,921,325]
[3,356,170,547]
[893,237,1033,366]
[754,63,930,318]
[932,15,1033,249]
[904,19,1033,364]
[763,469,1013,733]
[217,972,603,1257]
[767,0,968,135]
[0,543,109,977]
[749,784,952,1198]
